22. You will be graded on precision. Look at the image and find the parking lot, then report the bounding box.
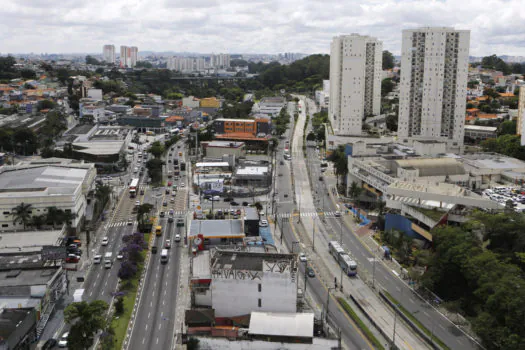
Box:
[483,186,525,212]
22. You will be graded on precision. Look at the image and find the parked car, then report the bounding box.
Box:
[66,255,79,263]
[223,197,233,202]
[160,211,165,217]
[212,195,220,201]
[165,189,170,194]
[140,189,145,195]
[117,251,124,260]
[242,201,249,206]
[151,246,158,254]
[307,267,316,278]
[259,219,269,227]
[42,338,58,350]
[180,183,185,188]
[58,332,69,348]
[231,201,239,206]
[163,201,168,207]
[168,217,174,223]
[299,253,307,262]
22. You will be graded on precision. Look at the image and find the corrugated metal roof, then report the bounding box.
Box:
[249,312,314,338]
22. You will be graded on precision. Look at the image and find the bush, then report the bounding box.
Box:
[114,297,124,315]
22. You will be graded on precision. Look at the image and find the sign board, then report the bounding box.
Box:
[41,246,68,261]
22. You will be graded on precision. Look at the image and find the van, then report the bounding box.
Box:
[155,225,162,236]
[160,249,169,264]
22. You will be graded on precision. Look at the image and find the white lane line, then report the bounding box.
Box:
[145,324,148,331]
[142,338,145,344]
[156,338,159,344]
[423,311,430,317]
[161,312,164,317]
[148,312,151,319]
[409,298,415,304]
[150,301,153,307]
[159,323,162,330]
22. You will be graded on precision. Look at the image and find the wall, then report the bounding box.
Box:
[385,213,418,238]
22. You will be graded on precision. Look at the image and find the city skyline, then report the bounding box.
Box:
[0,0,524,56]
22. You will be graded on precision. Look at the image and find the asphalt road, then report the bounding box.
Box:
[301,98,479,350]
[126,138,188,350]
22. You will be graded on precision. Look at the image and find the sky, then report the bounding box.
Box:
[1,0,525,56]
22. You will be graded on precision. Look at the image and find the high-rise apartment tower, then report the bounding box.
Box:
[329,34,382,135]
[103,45,115,64]
[398,27,470,146]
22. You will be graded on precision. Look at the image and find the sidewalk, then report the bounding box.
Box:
[289,97,429,350]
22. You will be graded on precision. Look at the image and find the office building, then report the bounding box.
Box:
[517,87,525,144]
[398,27,470,147]
[120,45,138,68]
[102,44,115,64]
[329,34,382,135]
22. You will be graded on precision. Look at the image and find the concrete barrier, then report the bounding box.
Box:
[349,294,392,345]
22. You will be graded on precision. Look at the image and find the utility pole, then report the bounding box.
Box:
[312,216,316,252]
[325,287,336,324]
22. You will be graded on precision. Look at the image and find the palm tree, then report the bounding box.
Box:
[12,202,33,230]
[46,206,62,229]
[31,214,46,230]
[136,204,154,231]
[348,181,363,204]
[329,145,348,187]
[95,183,112,205]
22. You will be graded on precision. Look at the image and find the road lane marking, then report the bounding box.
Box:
[148,312,151,319]
[423,311,430,317]
[142,338,145,344]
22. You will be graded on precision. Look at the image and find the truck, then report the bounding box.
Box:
[180,162,186,171]
[104,252,113,268]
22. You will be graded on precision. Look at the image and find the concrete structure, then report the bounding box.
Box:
[464,125,497,142]
[202,141,246,158]
[0,161,96,230]
[86,88,103,101]
[249,312,314,344]
[200,97,221,109]
[168,57,207,72]
[191,250,297,318]
[0,308,37,350]
[189,220,245,249]
[234,165,271,187]
[518,87,525,144]
[102,44,115,64]
[398,27,470,148]
[120,45,138,68]
[182,96,200,109]
[315,80,330,109]
[329,34,382,135]
[256,97,286,118]
[214,118,271,137]
[0,229,64,254]
[210,53,231,69]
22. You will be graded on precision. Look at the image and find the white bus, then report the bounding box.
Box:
[129,178,139,197]
[160,249,169,264]
[328,241,357,277]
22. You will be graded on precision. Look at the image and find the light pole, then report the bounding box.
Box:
[325,287,336,324]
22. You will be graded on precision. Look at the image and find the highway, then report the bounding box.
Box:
[126,138,188,350]
[300,97,478,350]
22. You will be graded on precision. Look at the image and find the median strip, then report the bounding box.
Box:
[382,290,450,350]
[337,297,385,350]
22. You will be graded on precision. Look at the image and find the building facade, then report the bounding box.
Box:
[120,46,138,68]
[103,45,115,64]
[518,87,525,145]
[398,27,470,147]
[210,54,231,69]
[329,34,382,135]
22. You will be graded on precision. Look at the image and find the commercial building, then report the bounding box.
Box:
[0,160,96,230]
[199,97,221,109]
[189,219,245,250]
[398,27,470,149]
[256,97,286,118]
[201,141,246,158]
[329,34,382,135]
[191,250,297,318]
[120,45,138,68]
[214,118,271,137]
[234,164,271,187]
[464,125,497,142]
[103,44,115,64]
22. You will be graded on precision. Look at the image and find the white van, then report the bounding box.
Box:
[160,249,169,264]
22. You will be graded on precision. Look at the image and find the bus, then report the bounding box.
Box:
[155,225,162,236]
[328,241,358,277]
[160,249,169,264]
[129,178,139,197]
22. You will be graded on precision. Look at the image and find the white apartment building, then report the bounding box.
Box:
[517,87,525,144]
[120,46,138,68]
[398,27,470,147]
[329,34,382,135]
[102,45,115,64]
[167,57,206,72]
[192,250,298,318]
[210,53,231,69]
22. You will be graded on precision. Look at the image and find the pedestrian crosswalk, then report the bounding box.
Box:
[277,211,344,218]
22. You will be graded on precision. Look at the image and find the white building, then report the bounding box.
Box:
[329,34,382,135]
[120,46,138,68]
[0,160,97,231]
[167,57,206,72]
[517,87,525,145]
[210,54,231,69]
[398,27,470,148]
[102,45,115,64]
[192,250,298,318]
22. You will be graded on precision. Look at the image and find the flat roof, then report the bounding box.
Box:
[193,336,337,349]
[192,251,211,279]
[189,220,244,238]
[0,166,88,197]
[0,230,63,254]
[249,312,314,338]
[464,125,498,132]
[73,140,125,155]
[212,250,295,271]
[236,166,269,176]
[0,308,34,340]
[205,141,244,148]
[0,267,60,288]
[196,162,229,167]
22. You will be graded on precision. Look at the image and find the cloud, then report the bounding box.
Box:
[0,0,524,56]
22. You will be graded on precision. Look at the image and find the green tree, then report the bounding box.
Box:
[64,300,108,349]
[381,78,394,97]
[61,211,78,234]
[30,214,46,229]
[382,50,395,70]
[46,206,63,229]
[20,69,37,80]
[498,120,517,136]
[348,181,362,203]
[86,55,101,65]
[37,99,55,111]
[136,203,154,229]
[136,61,153,68]
[148,141,165,159]
[56,68,70,84]
[12,202,32,229]
[328,145,348,186]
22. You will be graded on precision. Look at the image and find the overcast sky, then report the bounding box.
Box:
[1,0,524,56]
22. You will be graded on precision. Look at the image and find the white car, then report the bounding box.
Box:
[180,183,185,188]
[58,332,69,348]
[259,219,269,227]
[212,195,220,201]
[299,253,308,262]
[101,237,109,246]
[93,254,102,264]
[174,234,181,242]
[117,252,124,260]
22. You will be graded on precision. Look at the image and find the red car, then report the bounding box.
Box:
[66,255,79,263]
[167,181,172,187]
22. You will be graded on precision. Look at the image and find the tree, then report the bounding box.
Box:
[12,202,32,229]
[328,145,348,186]
[148,141,164,159]
[498,120,517,136]
[37,99,55,111]
[46,206,63,229]
[306,132,316,142]
[348,181,363,203]
[386,114,398,132]
[64,300,108,349]
[85,55,101,65]
[118,260,138,280]
[61,211,78,234]
[20,69,37,80]
[31,214,46,229]
[381,78,394,97]
[382,50,395,70]
[136,203,154,228]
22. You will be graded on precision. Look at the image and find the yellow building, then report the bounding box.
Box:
[199,97,220,108]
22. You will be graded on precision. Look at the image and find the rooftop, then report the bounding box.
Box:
[0,230,63,254]
[204,141,245,148]
[0,267,60,288]
[0,308,35,341]
[211,250,295,272]
[73,140,125,156]
[249,312,314,338]
[192,251,211,280]
[236,166,269,176]
[196,162,230,168]
[0,165,89,197]
[193,336,336,349]
[394,158,466,177]
[464,125,498,132]
[189,220,244,239]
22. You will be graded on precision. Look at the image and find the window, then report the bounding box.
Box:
[258,284,262,292]
[3,211,10,215]
[258,298,262,307]
[2,224,8,228]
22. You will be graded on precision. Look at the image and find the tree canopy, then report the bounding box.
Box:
[481,134,525,161]
[382,50,395,70]
[481,55,511,75]
[64,300,108,349]
[85,55,101,65]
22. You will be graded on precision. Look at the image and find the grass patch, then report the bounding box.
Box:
[337,297,385,350]
[382,291,450,350]
[111,233,151,349]
[411,206,446,222]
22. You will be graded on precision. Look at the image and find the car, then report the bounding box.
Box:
[284,194,289,198]
[279,173,283,176]
[117,252,124,260]
[139,189,145,195]
[231,201,239,206]
[170,197,175,203]
[242,201,249,206]
[259,219,269,227]
[42,338,58,350]
[58,332,69,348]
[165,189,170,194]
[307,267,316,278]
[160,211,165,217]
[334,211,341,217]
[94,254,102,264]
[168,181,173,186]
[259,211,265,217]
[169,153,172,156]
[280,160,284,165]
[68,248,82,256]
[212,195,220,201]
[223,197,233,202]
[101,237,109,246]
[176,218,184,227]
[180,183,185,188]
[169,209,174,216]
[168,159,171,163]
[163,201,168,207]
[319,176,323,181]
[203,195,212,200]
[151,246,158,253]
[175,234,181,242]
[127,218,134,225]
[299,253,308,262]
[168,217,174,223]
[66,255,79,263]
[320,168,326,173]
[135,200,140,206]
[165,240,171,249]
